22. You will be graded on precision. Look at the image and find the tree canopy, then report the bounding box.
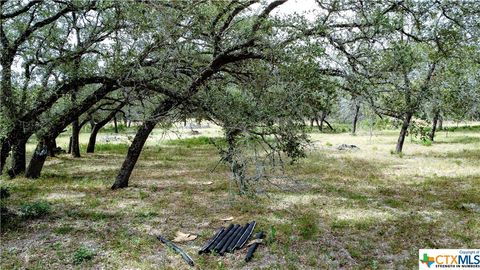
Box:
[1,0,479,190]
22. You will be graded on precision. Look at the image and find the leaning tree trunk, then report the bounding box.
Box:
[8,137,28,177]
[429,111,439,141]
[0,139,11,175]
[46,138,57,157]
[352,104,360,134]
[86,125,101,153]
[25,140,49,179]
[87,102,126,153]
[89,118,95,130]
[111,100,175,190]
[324,119,335,131]
[67,136,72,154]
[314,117,321,131]
[111,120,156,189]
[71,119,81,157]
[395,112,413,153]
[113,115,118,133]
[318,110,327,131]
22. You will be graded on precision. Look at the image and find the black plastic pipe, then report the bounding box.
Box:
[219,225,243,255]
[157,235,195,266]
[214,224,239,252]
[208,224,233,253]
[245,231,265,262]
[235,221,256,249]
[199,227,224,254]
[226,223,249,253]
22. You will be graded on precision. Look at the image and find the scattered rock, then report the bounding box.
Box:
[460,203,480,213]
[337,144,359,150]
[220,216,234,221]
[100,135,126,143]
[190,130,200,135]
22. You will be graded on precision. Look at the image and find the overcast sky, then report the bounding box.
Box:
[275,0,319,21]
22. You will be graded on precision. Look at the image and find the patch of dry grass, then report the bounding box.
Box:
[1,125,479,269]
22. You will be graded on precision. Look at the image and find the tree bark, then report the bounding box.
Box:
[71,119,81,157]
[113,115,118,133]
[0,55,15,121]
[315,117,321,131]
[111,120,156,189]
[8,137,28,177]
[68,136,72,154]
[438,116,443,130]
[46,138,57,157]
[395,112,413,153]
[86,126,101,153]
[0,139,11,175]
[429,111,439,141]
[324,119,335,131]
[111,100,175,189]
[25,139,49,179]
[352,104,360,134]
[87,102,126,153]
[89,118,96,130]
[318,110,327,131]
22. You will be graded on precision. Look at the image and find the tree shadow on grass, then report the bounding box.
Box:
[440,149,480,160]
[280,172,480,269]
[434,135,480,144]
[416,148,480,161]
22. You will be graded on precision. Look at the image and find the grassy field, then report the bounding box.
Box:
[1,124,479,269]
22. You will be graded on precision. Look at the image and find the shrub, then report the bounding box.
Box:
[73,246,96,265]
[19,201,51,218]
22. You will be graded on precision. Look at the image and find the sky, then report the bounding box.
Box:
[275,0,319,20]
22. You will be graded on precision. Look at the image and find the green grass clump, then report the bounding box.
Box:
[165,136,224,147]
[421,139,432,146]
[73,246,96,265]
[84,143,130,153]
[443,125,480,132]
[54,225,75,235]
[295,212,319,240]
[19,201,51,218]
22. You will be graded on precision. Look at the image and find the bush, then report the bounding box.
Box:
[73,246,96,265]
[19,201,51,218]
